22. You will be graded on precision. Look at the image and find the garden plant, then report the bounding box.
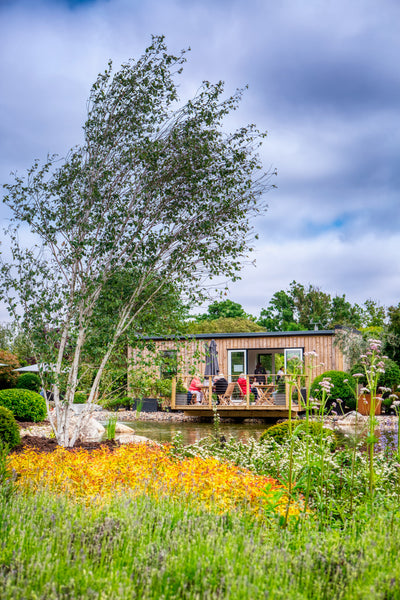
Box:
[1,344,399,599]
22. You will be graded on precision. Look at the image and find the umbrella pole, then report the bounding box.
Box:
[208,377,212,408]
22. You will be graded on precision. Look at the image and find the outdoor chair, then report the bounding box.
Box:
[255,384,275,406]
[217,382,236,406]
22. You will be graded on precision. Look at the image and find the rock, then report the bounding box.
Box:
[114,422,134,434]
[116,433,151,444]
[336,411,368,426]
[52,411,105,442]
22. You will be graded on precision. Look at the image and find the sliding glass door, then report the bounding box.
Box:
[228,350,247,382]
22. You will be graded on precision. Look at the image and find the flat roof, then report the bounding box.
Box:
[139,330,337,342]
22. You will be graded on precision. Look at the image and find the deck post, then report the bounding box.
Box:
[246,376,250,409]
[171,377,176,410]
[208,377,212,407]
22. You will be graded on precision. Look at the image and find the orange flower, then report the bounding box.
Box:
[9,444,302,519]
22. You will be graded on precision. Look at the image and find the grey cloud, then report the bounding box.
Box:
[0,0,399,321]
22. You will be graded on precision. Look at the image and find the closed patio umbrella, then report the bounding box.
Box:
[204,339,219,378]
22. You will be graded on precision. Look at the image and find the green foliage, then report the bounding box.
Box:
[385,303,400,365]
[195,300,250,321]
[0,389,47,422]
[3,493,400,600]
[0,36,271,447]
[260,420,338,447]
[350,358,400,390]
[73,392,87,404]
[0,350,20,390]
[105,415,118,440]
[0,406,20,449]
[310,370,357,409]
[186,317,266,334]
[102,396,132,411]
[258,282,385,332]
[16,373,41,393]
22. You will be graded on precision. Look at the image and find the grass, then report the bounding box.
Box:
[105,414,118,440]
[1,491,400,599]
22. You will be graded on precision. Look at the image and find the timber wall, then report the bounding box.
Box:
[128,332,345,385]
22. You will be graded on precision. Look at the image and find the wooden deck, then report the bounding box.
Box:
[176,404,301,419]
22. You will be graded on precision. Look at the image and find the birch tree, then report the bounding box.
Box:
[0,36,273,446]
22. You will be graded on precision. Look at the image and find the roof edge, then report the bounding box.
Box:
[134,330,338,342]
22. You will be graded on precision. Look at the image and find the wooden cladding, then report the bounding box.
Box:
[128,332,344,382]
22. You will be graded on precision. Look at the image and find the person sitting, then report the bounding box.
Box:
[237,374,248,398]
[188,376,203,405]
[254,362,267,384]
[250,377,260,402]
[214,373,228,396]
[276,367,285,383]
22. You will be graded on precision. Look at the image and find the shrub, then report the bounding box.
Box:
[0,389,47,422]
[73,392,87,404]
[154,378,187,398]
[260,420,338,448]
[16,373,41,393]
[0,350,20,390]
[102,396,132,411]
[310,370,357,410]
[0,406,20,448]
[350,358,400,391]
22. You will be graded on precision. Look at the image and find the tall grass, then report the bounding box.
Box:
[1,491,400,599]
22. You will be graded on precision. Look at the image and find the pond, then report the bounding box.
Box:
[120,420,269,445]
[118,419,399,454]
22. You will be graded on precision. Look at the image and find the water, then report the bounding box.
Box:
[118,419,399,454]
[120,420,269,445]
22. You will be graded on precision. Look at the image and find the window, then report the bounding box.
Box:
[159,350,177,379]
[228,350,247,382]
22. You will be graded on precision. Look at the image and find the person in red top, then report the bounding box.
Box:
[237,374,248,396]
[188,376,203,404]
[237,374,259,402]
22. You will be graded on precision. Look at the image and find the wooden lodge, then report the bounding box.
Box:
[128,329,348,419]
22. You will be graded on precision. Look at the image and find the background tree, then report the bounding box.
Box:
[186,317,266,334]
[257,289,299,331]
[195,299,250,321]
[0,350,20,390]
[361,299,386,328]
[329,295,363,328]
[0,37,272,446]
[384,303,400,364]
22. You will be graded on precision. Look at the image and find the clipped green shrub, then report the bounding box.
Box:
[0,389,46,422]
[73,392,87,404]
[16,373,41,393]
[260,420,338,448]
[310,370,357,410]
[0,406,20,448]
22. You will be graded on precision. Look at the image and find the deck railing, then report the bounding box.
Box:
[171,374,309,410]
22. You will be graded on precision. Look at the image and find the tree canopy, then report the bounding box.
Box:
[257,281,385,331]
[0,36,272,446]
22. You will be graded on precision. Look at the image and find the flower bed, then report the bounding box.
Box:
[9,443,301,519]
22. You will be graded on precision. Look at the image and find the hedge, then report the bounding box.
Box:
[0,389,47,422]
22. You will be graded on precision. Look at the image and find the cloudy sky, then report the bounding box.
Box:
[1,0,399,320]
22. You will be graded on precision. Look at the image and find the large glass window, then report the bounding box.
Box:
[228,350,247,382]
[284,348,303,372]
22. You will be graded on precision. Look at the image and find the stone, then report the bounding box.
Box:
[116,433,151,444]
[114,422,134,433]
[52,410,105,442]
[336,411,368,426]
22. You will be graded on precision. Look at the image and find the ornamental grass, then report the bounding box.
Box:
[9,443,302,519]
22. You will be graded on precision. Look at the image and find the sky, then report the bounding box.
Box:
[1,0,400,321]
